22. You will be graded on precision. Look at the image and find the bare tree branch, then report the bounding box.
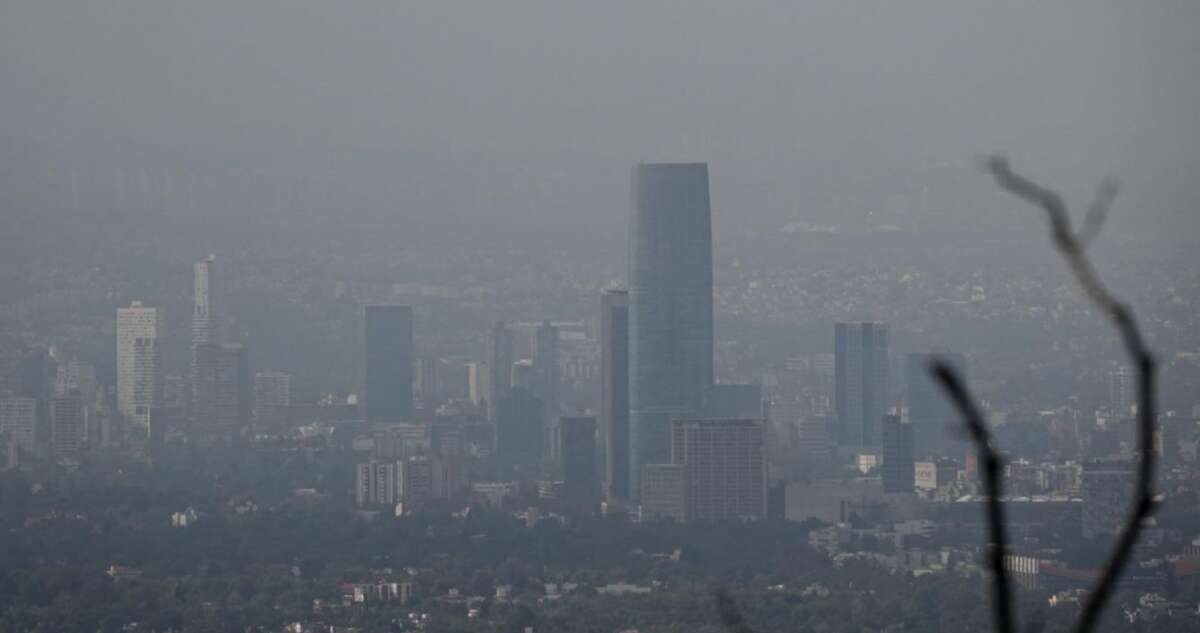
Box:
[930,360,1013,633]
[978,155,1157,633]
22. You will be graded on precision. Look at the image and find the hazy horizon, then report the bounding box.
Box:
[2,1,1197,238]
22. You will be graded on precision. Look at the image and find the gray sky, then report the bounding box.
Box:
[2,1,1197,233]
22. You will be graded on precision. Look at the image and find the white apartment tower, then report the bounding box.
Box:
[192,254,219,346]
[117,301,164,429]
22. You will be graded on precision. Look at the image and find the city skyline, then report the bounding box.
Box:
[0,3,1194,628]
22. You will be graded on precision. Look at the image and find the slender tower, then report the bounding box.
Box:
[487,321,514,422]
[601,289,630,500]
[192,255,219,346]
[533,320,560,456]
[628,163,714,499]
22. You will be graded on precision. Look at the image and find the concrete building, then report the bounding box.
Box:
[50,394,83,460]
[835,322,889,447]
[0,397,37,460]
[254,370,292,429]
[355,456,459,509]
[628,163,714,499]
[117,301,164,429]
[1108,365,1136,417]
[356,460,398,507]
[600,289,630,501]
[1082,459,1135,538]
[671,418,767,521]
[640,463,686,521]
[363,305,414,423]
[56,360,97,442]
[55,361,97,406]
[797,415,834,467]
[914,459,959,492]
[191,343,250,437]
[882,415,915,493]
[399,455,435,508]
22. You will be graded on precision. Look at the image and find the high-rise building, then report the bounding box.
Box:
[50,394,83,460]
[192,255,219,346]
[356,460,399,507]
[355,456,458,509]
[487,321,514,422]
[560,416,599,515]
[466,361,489,409]
[55,360,97,442]
[364,305,414,423]
[640,463,686,521]
[16,348,55,451]
[254,370,292,429]
[0,397,37,459]
[191,343,250,437]
[796,415,834,466]
[628,163,714,498]
[533,321,560,456]
[495,386,544,470]
[670,418,767,522]
[907,352,966,457]
[55,361,97,405]
[510,360,534,390]
[600,289,630,501]
[117,302,164,429]
[399,455,436,508]
[881,415,915,493]
[1108,365,1136,417]
[1081,459,1135,538]
[835,322,889,447]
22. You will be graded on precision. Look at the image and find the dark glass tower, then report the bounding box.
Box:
[364,305,414,423]
[881,414,914,493]
[628,163,713,499]
[495,386,544,471]
[834,322,889,447]
[601,289,630,500]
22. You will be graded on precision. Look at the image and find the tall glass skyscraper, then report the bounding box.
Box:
[835,321,889,447]
[628,163,713,499]
[601,289,630,501]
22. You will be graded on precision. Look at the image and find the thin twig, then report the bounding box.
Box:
[1078,178,1120,249]
[980,155,1156,633]
[930,360,1013,633]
